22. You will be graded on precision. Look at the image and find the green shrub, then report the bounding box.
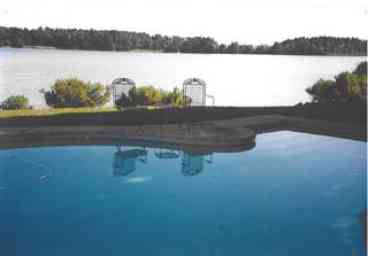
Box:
[116,85,184,108]
[353,61,367,76]
[306,79,338,103]
[162,87,185,106]
[43,78,111,108]
[306,62,367,103]
[136,86,167,105]
[335,72,366,100]
[1,95,29,110]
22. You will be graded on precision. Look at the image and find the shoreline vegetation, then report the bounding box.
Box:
[0,26,366,56]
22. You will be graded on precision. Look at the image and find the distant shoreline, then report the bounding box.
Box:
[1,26,366,56]
[0,46,366,57]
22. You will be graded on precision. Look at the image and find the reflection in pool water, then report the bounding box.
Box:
[0,131,366,256]
[113,146,214,177]
[181,152,213,176]
[113,146,148,177]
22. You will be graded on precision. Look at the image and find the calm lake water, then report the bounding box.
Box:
[0,131,366,255]
[0,47,365,107]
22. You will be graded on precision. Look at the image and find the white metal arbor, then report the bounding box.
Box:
[183,78,207,106]
[111,77,136,105]
[183,78,215,106]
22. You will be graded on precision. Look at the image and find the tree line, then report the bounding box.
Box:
[0,26,366,55]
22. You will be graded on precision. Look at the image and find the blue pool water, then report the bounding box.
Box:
[0,131,366,256]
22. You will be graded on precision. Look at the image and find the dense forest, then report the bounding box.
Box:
[0,26,366,55]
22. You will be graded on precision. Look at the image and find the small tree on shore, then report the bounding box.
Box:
[1,95,29,110]
[42,78,111,108]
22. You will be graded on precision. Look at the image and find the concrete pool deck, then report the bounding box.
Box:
[0,115,365,152]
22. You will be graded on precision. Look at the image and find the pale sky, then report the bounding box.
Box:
[1,0,367,45]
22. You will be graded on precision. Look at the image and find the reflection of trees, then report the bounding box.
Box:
[113,146,147,177]
[181,152,213,176]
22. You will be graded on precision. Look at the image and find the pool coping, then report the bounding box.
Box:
[0,122,256,153]
[0,115,365,152]
[210,115,366,141]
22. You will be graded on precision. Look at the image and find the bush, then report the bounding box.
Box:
[43,78,111,108]
[136,86,167,105]
[354,61,367,76]
[306,79,338,103]
[116,85,184,108]
[1,95,29,110]
[162,87,185,106]
[306,62,367,103]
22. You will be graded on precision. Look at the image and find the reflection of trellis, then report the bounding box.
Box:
[181,152,213,176]
[113,146,147,177]
[111,77,136,105]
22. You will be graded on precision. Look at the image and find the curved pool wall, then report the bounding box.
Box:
[0,131,366,256]
[0,115,365,154]
[0,123,256,153]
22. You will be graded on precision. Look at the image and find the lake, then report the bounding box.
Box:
[0,47,365,107]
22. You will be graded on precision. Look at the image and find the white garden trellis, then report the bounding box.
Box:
[183,78,206,106]
[182,78,215,106]
[111,77,136,105]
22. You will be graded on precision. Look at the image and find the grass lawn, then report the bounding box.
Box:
[0,107,118,118]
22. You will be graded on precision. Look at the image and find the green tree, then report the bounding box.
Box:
[353,61,367,75]
[306,79,338,102]
[306,62,367,103]
[163,87,184,106]
[226,42,240,54]
[43,78,111,108]
[1,95,29,110]
[180,37,218,53]
[115,85,184,109]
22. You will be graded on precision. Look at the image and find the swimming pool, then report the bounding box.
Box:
[0,131,366,255]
